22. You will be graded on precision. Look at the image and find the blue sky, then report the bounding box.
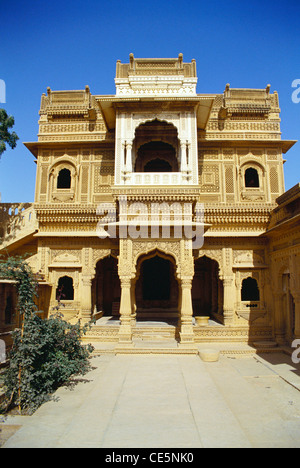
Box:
[0,0,299,202]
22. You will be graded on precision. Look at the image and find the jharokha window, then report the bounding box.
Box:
[245,167,260,188]
[57,168,71,189]
[56,276,74,301]
[241,277,260,302]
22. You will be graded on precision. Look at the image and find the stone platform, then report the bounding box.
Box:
[82,316,276,356]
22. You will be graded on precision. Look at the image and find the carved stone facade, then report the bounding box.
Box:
[0,54,299,350]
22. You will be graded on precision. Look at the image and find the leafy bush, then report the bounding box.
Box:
[0,257,94,414]
[4,312,93,414]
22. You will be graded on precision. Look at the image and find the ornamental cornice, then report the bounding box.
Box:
[111,186,200,202]
[204,206,272,227]
[34,203,273,229]
[34,204,115,224]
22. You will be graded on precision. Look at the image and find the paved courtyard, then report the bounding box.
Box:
[1,351,300,448]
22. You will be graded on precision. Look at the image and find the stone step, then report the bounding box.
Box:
[139,331,175,340]
[115,346,199,355]
[85,324,178,342]
[134,338,178,348]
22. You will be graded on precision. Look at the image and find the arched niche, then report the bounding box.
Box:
[48,157,78,202]
[239,159,265,191]
[133,119,179,171]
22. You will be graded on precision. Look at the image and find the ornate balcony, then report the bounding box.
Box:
[121,171,192,186]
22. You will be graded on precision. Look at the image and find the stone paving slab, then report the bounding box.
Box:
[2,352,300,448]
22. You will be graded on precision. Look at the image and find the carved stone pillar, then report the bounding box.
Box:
[273,292,286,344]
[126,142,133,173]
[121,140,126,182]
[80,275,92,324]
[179,278,196,348]
[293,294,300,339]
[131,278,137,326]
[180,142,187,172]
[117,277,134,347]
[222,276,234,326]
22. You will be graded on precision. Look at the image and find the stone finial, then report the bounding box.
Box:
[266,84,271,94]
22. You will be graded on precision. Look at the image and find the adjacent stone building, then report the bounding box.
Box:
[0,54,299,351]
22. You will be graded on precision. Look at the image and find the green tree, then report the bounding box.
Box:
[0,109,19,157]
[0,256,94,414]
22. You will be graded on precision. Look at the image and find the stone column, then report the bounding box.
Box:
[273,292,286,344]
[179,278,196,348]
[126,142,133,173]
[180,142,188,173]
[117,277,134,347]
[186,142,192,181]
[222,276,235,326]
[120,140,127,183]
[293,294,300,339]
[130,278,137,326]
[80,275,92,324]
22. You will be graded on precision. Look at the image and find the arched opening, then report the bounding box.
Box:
[192,256,222,320]
[57,168,71,189]
[135,141,178,173]
[142,256,171,301]
[93,256,121,317]
[133,119,179,173]
[245,167,259,188]
[56,276,74,301]
[241,277,260,301]
[135,252,179,321]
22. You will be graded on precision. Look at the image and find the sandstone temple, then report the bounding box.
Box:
[0,54,299,353]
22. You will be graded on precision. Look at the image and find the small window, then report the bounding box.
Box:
[245,168,259,188]
[241,277,260,301]
[56,276,74,300]
[57,168,71,189]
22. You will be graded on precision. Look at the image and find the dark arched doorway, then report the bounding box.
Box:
[192,256,223,321]
[135,253,178,321]
[93,256,121,317]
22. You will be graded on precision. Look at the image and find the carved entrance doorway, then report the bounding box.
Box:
[93,256,121,317]
[192,256,222,320]
[135,252,179,322]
